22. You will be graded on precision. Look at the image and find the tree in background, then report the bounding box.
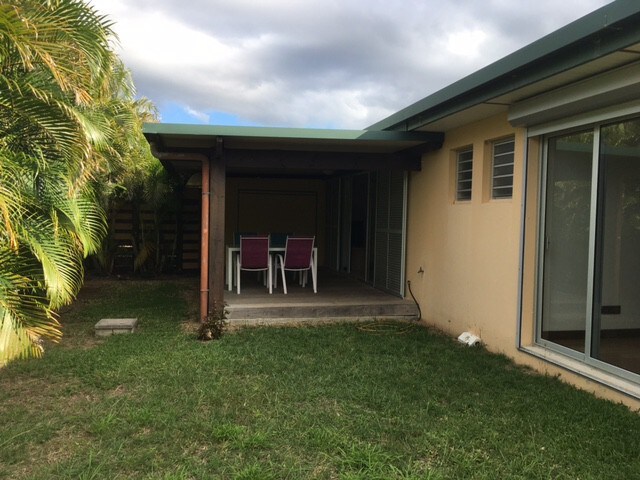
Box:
[0,0,156,365]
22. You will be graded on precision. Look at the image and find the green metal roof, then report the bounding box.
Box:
[369,0,640,131]
[143,122,443,156]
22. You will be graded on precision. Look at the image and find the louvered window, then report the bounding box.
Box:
[492,139,515,199]
[456,149,473,201]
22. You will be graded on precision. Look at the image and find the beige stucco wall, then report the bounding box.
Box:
[406,112,639,409]
[407,112,524,349]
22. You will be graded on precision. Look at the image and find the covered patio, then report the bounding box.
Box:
[143,124,443,322]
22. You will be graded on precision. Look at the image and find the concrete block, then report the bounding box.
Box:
[95,318,138,337]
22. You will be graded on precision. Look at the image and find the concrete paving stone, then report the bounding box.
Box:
[95,318,138,337]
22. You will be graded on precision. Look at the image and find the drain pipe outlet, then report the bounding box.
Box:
[457,331,482,347]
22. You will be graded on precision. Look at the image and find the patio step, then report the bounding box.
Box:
[226,301,419,325]
[224,271,421,326]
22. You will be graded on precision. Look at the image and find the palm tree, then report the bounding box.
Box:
[0,0,153,365]
[0,151,104,361]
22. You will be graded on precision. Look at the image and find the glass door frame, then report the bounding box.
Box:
[536,118,640,384]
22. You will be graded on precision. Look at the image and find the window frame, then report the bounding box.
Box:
[491,138,515,199]
[534,115,640,385]
[455,147,473,202]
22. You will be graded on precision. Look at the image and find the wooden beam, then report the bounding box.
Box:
[224,149,423,171]
[208,138,226,311]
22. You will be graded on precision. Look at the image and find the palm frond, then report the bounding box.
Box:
[0,73,90,167]
[20,211,84,308]
[56,193,107,257]
[0,151,30,248]
[0,248,60,366]
[1,0,114,102]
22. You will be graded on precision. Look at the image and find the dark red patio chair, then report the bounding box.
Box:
[274,237,316,294]
[237,236,272,294]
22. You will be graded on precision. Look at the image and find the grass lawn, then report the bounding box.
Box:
[1,278,639,479]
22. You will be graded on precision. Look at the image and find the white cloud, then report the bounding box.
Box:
[446,29,488,58]
[184,106,210,124]
[90,0,613,128]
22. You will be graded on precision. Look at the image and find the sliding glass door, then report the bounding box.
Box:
[541,130,593,353]
[593,119,640,374]
[539,117,640,378]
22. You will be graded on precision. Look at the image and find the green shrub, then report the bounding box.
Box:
[197,301,228,341]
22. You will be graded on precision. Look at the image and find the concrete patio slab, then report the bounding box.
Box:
[224,271,419,325]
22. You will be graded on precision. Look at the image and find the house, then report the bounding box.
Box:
[144,0,640,408]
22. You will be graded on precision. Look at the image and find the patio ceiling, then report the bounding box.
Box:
[143,123,444,178]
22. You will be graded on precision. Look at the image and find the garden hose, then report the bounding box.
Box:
[356,320,416,335]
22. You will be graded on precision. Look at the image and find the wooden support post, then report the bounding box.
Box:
[208,138,226,311]
[199,159,210,322]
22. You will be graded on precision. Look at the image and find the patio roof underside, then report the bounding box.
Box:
[143,124,444,178]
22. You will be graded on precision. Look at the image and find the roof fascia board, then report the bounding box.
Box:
[225,148,423,171]
[145,144,429,172]
[143,123,440,144]
[369,0,640,131]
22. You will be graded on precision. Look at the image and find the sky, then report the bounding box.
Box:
[89,0,613,129]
